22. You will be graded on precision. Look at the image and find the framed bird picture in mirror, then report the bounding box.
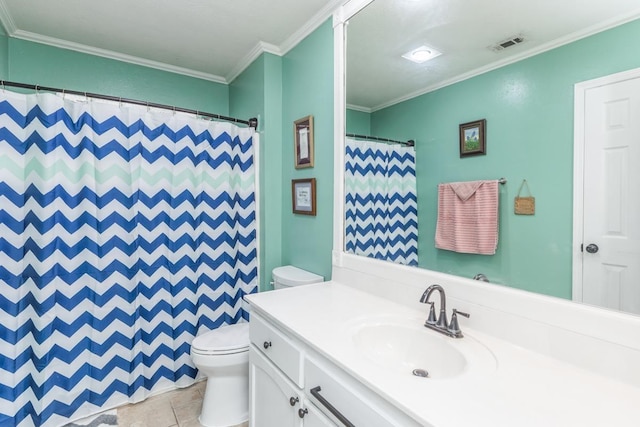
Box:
[459,119,486,157]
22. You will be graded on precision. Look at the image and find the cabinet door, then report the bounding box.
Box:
[250,346,303,427]
[300,400,337,427]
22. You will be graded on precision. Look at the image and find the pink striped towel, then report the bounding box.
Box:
[435,180,499,255]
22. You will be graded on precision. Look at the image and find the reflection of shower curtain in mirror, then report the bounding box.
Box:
[345,138,417,266]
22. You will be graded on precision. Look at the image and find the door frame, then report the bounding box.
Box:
[572,66,640,302]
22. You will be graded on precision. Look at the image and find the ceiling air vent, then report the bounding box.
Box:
[490,35,525,52]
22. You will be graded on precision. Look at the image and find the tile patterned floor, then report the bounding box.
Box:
[116,381,248,427]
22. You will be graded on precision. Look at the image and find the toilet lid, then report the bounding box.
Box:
[191,322,250,354]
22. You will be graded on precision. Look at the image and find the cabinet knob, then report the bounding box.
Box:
[298,408,308,419]
[263,341,272,349]
[289,396,299,406]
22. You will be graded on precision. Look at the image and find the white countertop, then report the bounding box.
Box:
[245,281,640,427]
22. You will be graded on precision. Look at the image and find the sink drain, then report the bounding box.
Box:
[412,368,429,378]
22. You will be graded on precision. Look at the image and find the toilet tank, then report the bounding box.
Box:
[272,265,323,290]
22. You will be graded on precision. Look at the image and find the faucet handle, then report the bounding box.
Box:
[425,302,437,325]
[453,309,470,318]
[447,309,470,338]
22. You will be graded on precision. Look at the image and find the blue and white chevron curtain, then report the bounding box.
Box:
[0,90,257,427]
[345,138,417,266]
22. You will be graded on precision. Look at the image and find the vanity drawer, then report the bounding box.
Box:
[305,355,424,427]
[250,312,304,387]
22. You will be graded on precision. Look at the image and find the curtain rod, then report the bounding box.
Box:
[346,133,414,147]
[0,80,258,129]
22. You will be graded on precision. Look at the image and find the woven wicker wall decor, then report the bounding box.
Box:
[514,179,535,215]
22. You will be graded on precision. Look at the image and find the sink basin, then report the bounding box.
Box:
[351,317,496,379]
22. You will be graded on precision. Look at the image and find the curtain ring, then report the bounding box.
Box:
[1,80,5,92]
[35,85,40,94]
[84,92,88,102]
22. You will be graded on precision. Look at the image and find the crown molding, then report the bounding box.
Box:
[279,0,345,56]
[346,103,371,113]
[0,0,230,83]
[338,0,374,26]
[370,8,640,112]
[226,41,281,84]
[228,0,346,83]
[0,0,16,35]
[0,0,347,85]
[11,30,227,83]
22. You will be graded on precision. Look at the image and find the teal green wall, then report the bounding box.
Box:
[0,35,8,78]
[346,108,371,135]
[369,19,640,299]
[281,20,334,281]
[262,54,285,288]
[6,38,229,113]
[231,21,335,286]
[230,53,284,291]
[229,54,269,291]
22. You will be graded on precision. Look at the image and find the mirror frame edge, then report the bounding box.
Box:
[332,7,345,268]
[332,0,375,268]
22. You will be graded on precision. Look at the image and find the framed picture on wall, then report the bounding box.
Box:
[459,119,486,157]
[294,115,314,168]
[292,178,316,216]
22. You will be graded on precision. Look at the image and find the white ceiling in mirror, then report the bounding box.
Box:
[346,0,640,111]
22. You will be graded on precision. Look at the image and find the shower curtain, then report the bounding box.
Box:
[345,138,417,266]
[0,90,257,427]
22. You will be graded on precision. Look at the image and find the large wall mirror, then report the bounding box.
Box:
[342,0,640,316]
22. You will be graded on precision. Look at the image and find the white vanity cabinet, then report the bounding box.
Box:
[249,312,423,427]
[249,313,336,427]
[246,281,640,427]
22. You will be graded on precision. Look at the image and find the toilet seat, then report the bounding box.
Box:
[191,346,248,356]
[191,322,250,355]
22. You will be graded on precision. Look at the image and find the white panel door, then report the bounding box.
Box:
[581,73,640,313]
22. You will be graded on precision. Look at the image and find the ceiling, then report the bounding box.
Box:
[347,0,640,111]
[2,0,640,111]
[0,0,342,83]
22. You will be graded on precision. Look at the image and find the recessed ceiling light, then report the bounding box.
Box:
[402,45,442,64]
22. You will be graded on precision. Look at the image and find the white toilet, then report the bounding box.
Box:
[190,322,250,427]
[272,265,323,290]
[190,265,322,427]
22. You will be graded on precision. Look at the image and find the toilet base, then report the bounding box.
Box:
[197,358,249,427]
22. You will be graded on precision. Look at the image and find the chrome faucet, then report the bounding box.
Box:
[419,284,470,338]
[419,284,448,329]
